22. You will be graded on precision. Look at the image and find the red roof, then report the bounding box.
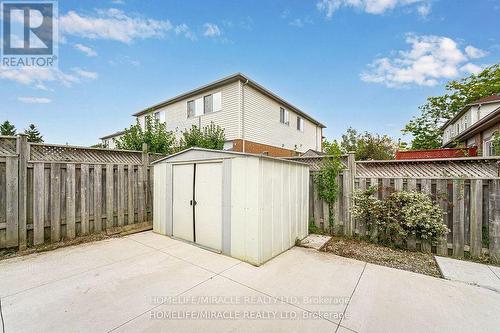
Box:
[469,94,500,105]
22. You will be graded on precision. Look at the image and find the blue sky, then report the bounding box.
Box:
[0,0,499,145]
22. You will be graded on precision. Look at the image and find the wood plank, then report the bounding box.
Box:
[117,164,125,226]
[127,165,134,225]
[453,179,465,257]
[17,135,28,249]
[394,178,403,192]
[138,166,146,223]
[66,164,76,239]
[369,178,378,242]
[33,162,45,245]
[407,178,417,191]
[80,164,89,235]
[421,178,433,253]
[357,178,367,236]
[436,179,449,256]
[50,163,61,242]
[5,156,19,247]
[489,180,500,263]
[106,164,114,228]
[470,179,483,258]
[93,165,102,232]
[381,178,391,199]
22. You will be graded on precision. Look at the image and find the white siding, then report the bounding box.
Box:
[243,84,321,152]
[138,81,241,141]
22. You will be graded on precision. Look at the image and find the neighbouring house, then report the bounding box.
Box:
[441,94,500,156]
[99,73,325,157]
[100,130,125,149]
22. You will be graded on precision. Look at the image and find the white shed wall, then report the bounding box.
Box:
[153,163,168,235]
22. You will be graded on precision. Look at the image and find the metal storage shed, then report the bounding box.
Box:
[152,148,309,266]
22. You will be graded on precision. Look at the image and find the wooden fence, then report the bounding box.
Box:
[0,135,158,250]
[305,154,500,261]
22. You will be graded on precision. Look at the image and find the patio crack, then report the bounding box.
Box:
[335,262,367,333]
[0,297,5,333]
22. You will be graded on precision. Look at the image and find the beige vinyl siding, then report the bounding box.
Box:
[243,84,320,152]
[137,81,241,141]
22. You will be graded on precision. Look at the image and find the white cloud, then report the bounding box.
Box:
[460,63,484,75]
[417,3,431,18]
[74,43,97,56]
[465,45,488,59]
[361,35,488,87]
[0,65,98,88]
[289,17,312,28]
[60,8,172,43]
[111,0,125,4]
[203,23,221,37]
[317,0,427,18]
[175,24,196,41]
[72,67,99,80]
[18,97,52,104]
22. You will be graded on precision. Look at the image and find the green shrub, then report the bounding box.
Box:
[352,189,448,245]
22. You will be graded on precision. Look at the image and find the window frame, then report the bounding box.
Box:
[204,94,213,114]
[280,107,289,126]
[296,116,304,131]
[187,100,195,118]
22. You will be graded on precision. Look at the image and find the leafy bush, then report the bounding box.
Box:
[352,189,448,245]
[176,122,225,151]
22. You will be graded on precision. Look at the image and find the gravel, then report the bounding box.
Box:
[321,237,442,278]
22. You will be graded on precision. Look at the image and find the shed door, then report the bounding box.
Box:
[195,162,222,251]
[171,162,223,251]
[172,164,194,242]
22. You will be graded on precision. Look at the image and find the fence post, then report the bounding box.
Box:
[490,179,500,263]
[16,134,28,250]
[344,152,355,236]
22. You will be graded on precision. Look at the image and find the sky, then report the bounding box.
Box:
[0,0,499,146]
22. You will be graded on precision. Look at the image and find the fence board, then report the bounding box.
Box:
[117,165,125,226]
[33,162,45,245]
[81,164,89,235]
[93,165,102,231]
[17,136,28,249]
[436,180,449,256]
[66,164,76,239]
[470,179,483,257]
[128,165,134,225]
[106,165,114,228]
[50,163,61,242]
[490,180,500,263]
[6,156,19,247]
[453,180,465,257]
[138,166,146,223]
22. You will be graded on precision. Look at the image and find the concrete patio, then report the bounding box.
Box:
[0,231,499,333]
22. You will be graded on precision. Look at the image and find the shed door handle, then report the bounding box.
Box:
[190,200,197,206]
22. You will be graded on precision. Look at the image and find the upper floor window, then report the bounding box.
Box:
[204,95,213,114]
[153,111,160,121]
[187,100,195,118]
[280,107,289,125]
[187,92,222,118]
[297,116,304,131]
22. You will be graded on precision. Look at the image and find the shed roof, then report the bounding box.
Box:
[152,147,309,166]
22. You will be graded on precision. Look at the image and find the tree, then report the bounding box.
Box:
[24,124,44,143]
[338,127,397,160]
[176,122,225,151]
[403,64,500,149]
[314,140,345,232]
[0,120,16,136]
[114,115,176,155]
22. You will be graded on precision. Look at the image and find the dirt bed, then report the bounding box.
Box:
[321,237,442,278]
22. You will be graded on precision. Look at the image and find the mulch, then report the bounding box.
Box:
[321,237,442,278]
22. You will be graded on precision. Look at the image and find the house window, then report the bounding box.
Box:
[484,139,494,157]
[188,101,195,118]
[297,117,304,131]
[280,107,289,125]
[204,95,213,114]
[153,111,160,121]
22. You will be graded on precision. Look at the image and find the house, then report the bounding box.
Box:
[100,73,325,157]
[441,94,500,156]
[99,130,125,149]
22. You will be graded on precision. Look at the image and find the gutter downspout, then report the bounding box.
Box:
[241,79,249,153]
